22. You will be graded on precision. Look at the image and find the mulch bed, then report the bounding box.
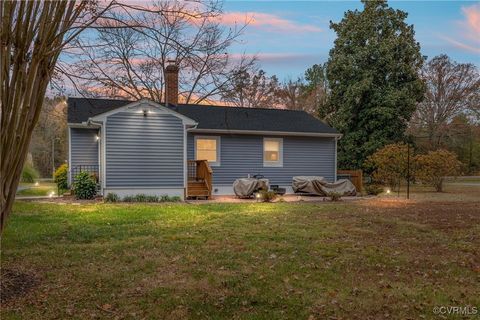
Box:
[1,268,38,304]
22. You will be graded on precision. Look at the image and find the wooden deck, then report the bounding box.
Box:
[187,160,213,199]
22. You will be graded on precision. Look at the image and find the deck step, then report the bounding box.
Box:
[187,181,210,198]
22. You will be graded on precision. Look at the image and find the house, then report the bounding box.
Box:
[67,65,341,199]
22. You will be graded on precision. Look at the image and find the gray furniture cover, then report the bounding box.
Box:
[292,176,356,196]
[233,178,269,197]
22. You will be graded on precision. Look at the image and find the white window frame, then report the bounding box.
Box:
[263,137,283,167]
[194,135,221,166]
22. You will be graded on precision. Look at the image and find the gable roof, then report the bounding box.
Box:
[67,97,339,135]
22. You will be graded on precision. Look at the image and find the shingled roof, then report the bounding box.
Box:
[67,97,339,135]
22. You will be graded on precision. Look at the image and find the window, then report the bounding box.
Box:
[263,138,283,167]
[195,136,220,166]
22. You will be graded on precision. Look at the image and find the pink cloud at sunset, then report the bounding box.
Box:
[462,3,480,35]
[218,12,322,33]
[442,4,480,54]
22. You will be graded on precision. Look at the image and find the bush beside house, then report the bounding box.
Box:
[73,172,97,200]
[54,164,68,191]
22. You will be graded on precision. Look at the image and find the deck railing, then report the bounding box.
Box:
[70,165,101,194]
[71,165,99,183]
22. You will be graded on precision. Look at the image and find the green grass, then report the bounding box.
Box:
[2,195,479,319]
[16,182,58,197]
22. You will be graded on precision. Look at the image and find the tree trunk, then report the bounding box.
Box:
[0,1,91,234]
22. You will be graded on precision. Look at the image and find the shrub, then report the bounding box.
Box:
[54,164,68,190]
[415,149,462,192]
[120,194,181,202]
[122,195,135,202]
[365,143,410,190]
[364,184,384,196]
[73,172,97,200]
[145,195,159,202]
[104,193,119,203]
[326,191,342,201]
[134,194,148,202]
[258,190,277,202]
[169,196,182,202]
[21,163,39,183]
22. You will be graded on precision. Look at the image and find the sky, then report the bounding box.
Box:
[220,1,480,80]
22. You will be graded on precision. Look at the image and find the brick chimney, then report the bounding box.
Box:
[165,62,179,106]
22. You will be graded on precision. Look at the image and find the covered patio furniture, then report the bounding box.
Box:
[233,178,269,197]
[292,176,356,196]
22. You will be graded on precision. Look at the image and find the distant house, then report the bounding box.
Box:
[67,66,341,199]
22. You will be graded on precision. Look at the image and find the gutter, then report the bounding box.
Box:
[188,128,342,139]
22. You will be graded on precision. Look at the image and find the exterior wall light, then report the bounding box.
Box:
[95,135,100,141]
[143,109,148,117]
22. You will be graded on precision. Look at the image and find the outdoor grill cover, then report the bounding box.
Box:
[233,178,269,197]
[292,176,356,196]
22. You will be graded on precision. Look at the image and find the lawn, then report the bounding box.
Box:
[16,182,58,197]
[1,188,479,319]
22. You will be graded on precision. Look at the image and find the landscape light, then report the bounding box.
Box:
[49,191,55,198]
[34,182,39,186]
[386,189,391,194]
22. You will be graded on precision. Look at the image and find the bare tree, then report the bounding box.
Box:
[222,69,280,108]
[410,55,480,148]
[0,1,111,233]
[277,78,305,111]
[61,0,255,104]
[29,97,68,178]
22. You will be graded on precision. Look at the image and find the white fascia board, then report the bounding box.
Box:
[88,99,197,126]
[188,128,342,138]
[68,122,101,128]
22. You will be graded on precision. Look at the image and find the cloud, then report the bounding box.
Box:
[462,3,480,35]
[218,12,322,33]
[442,4,480,54]
[228,52,324,65]
[440,35,480,54]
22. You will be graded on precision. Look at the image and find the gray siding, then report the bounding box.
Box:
[70,128,99,168]
[187,133,336,185]
[105,112,184,188]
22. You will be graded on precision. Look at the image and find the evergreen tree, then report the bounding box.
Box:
[327,0,425,169]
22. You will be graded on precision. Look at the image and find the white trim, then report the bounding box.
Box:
[334,138,338,182]
[189,128,342,138]
[263,137,283,167]
[183,124,188,193]
[97,127,101,193]
[101,120,106,194]
[88,99,197,126]
[194,135,221,167]
[68,122,101,128]
[67,127,72,186]
[103,188,184,200]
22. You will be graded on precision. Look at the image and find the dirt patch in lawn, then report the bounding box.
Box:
[1,268,38,304]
